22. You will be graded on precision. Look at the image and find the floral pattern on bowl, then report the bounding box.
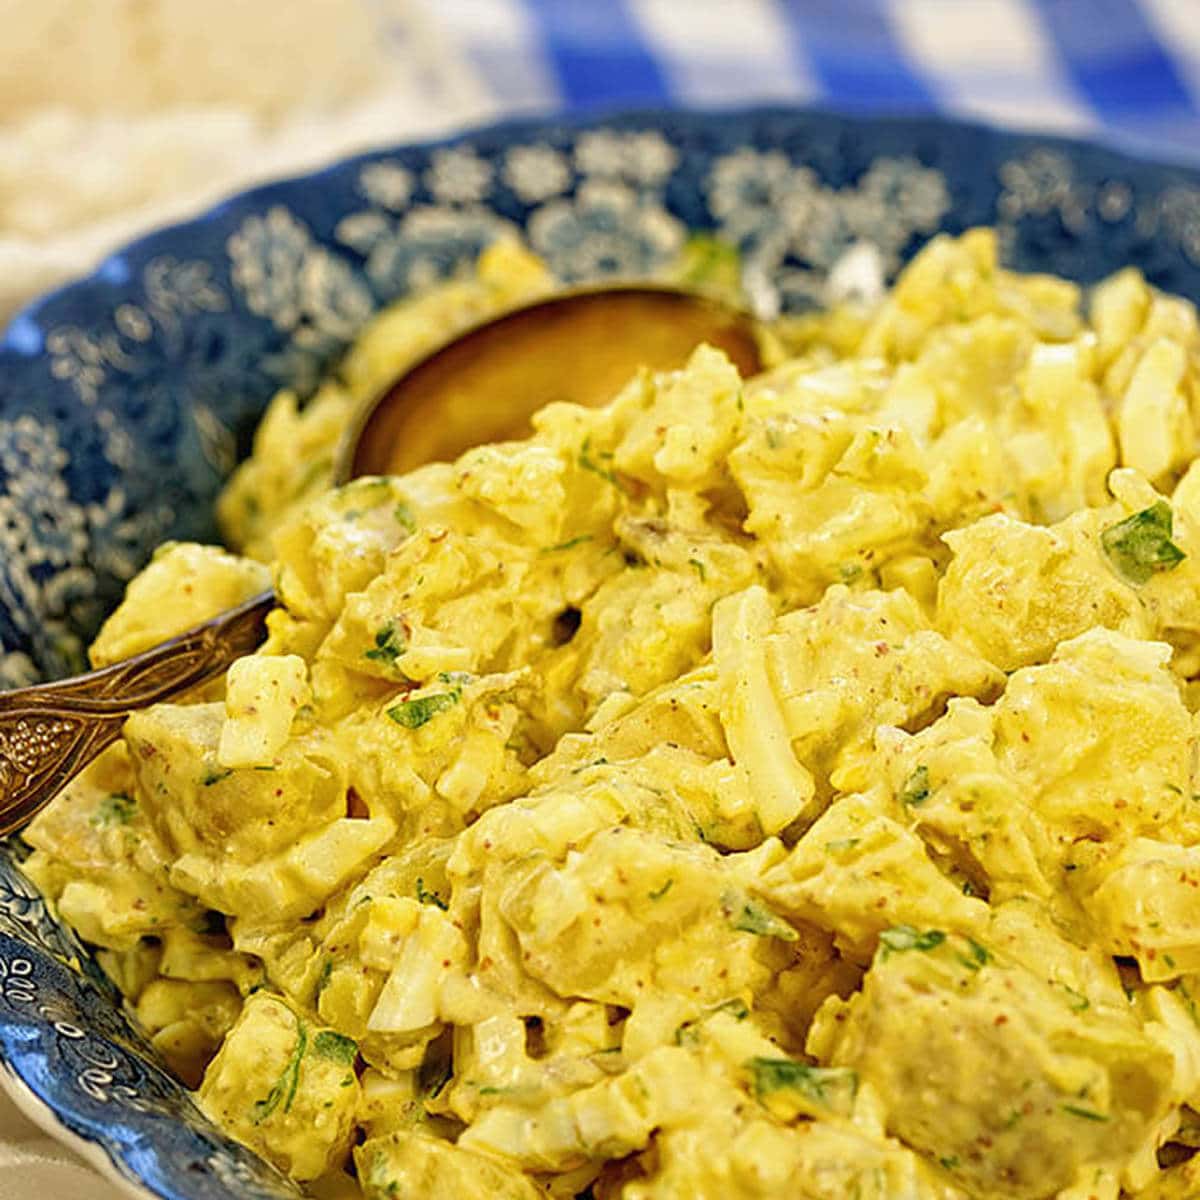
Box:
[2,106,1200,1198]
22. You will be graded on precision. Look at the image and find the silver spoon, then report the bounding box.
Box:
[0,284,762,834]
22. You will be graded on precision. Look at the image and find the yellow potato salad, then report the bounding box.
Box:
[27,229,1200,1199]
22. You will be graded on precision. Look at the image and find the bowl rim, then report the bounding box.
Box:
[6,100,1200,353]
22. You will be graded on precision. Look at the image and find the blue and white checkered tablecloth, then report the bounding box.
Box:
[429,0,1200,166]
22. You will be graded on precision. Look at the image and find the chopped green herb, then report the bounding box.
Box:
[674,234,742,294]
[252,1021,307,1124]
[688,558,707,582]
[674,998,751,1045]
[959,938,992,971]
[746,1057,858,1115]
[364,620,408,665]
[1180,980,1200,1028]
[540,534,593,555]
[838,563,864,583]
[416,877,448,910]
[92,793,136,827]
[578,437,625,490]
[1165,953,1178,969]
[314,958,333,998]
[570,756,609,775]
[393,502,417,534]
[825,837,861,854]
[366,1157,395,1194]
[201,767,232,787]
[879,925,946,956]
[648,878,675,901]
[899,765,931,807]
[1059,984,1090,1012]
[1062,1103,1108,1122]
[939,1156,960,1171]
[387,691,459,729]
[723,892,798,941]
[437,670,473,687]
[313,1030,358,1066]
[1101,501,1186,585]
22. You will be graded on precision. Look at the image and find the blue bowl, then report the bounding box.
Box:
[2,106,1200,1198]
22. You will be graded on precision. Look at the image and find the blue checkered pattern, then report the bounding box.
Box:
[433,0,1200,165]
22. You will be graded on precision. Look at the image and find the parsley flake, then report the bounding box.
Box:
[825,837,861,854]
[387,691,459,729]
[723,891,798,941]
[959,938,992,971]
[746,1057,858,1115]
[416,877,448,910]
[92,793,136,827]
[1059,983,1090,1012]
[1061,1103,1108,1122]
[540,534,593,555]
[364,621,407,666]
[1101,501,1186,585]
[312,1030,358,1066]
[578,437,625,491]
[879,925,946,956]
[314,959,333,998]
[252,1021,307,1124]
[393,502,417,534]
[899,765,931,807]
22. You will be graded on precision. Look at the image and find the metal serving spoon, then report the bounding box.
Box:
[0,284,761,834]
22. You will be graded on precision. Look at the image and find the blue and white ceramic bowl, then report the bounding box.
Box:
[2,106,1200,1198]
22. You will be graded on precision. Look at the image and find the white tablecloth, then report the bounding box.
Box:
[0,0,497,326]
[0,1098,125,1200]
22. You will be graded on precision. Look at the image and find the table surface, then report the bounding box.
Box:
[4,0,1200,1195]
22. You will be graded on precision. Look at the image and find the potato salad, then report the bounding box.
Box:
[24,229,1200,1199]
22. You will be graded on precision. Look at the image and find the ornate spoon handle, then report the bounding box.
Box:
[0,590,274,836]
